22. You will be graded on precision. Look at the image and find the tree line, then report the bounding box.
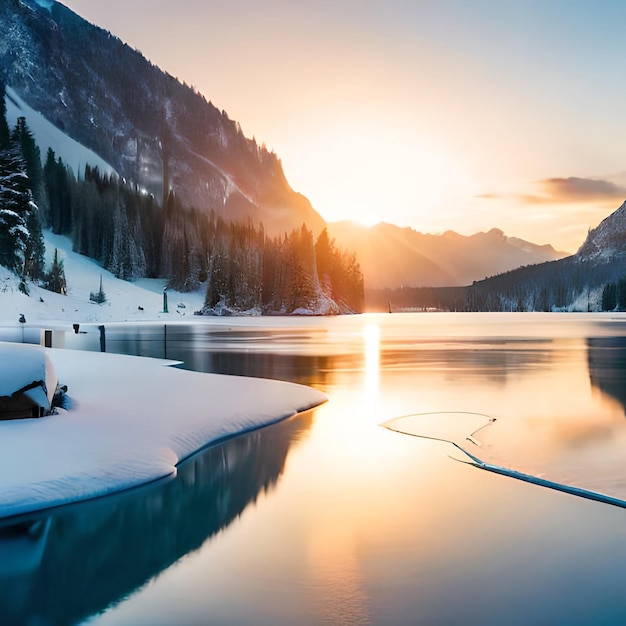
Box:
[369,256,626,313]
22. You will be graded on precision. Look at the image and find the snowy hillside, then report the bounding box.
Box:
[5,86,116,178]
[0,230,205,328]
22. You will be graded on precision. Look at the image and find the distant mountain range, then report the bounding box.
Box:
[328,221,569,289]
[371,202,626,312]
[0,0,593,300]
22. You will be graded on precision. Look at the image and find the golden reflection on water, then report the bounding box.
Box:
[81,314,626,625]
[308,519,369,626]
[362,323,380,397]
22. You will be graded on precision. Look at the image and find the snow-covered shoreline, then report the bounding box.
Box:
[0,346,327,519]
[0,231,331,519]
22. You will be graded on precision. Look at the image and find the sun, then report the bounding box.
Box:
[355,214,380,227]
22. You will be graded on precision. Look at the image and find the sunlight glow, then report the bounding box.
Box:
[280,119,477,232]
[355,214,380,227]
[363,323,380,395]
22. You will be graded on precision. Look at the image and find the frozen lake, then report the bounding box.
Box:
[2,312,626,624]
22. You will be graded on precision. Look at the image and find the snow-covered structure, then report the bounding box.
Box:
[0,343,62,419]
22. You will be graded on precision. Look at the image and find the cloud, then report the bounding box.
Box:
[474,193,502,200]
[524,177,626,205]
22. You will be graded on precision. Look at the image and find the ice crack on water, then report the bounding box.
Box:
[382,412,626,511]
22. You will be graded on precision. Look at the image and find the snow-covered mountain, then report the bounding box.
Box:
[576,201,626,263]
[0,0,325,236]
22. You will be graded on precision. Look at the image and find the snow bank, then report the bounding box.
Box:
[0,347,327,518]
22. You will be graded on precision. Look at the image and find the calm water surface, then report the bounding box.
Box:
[2,313,626,625]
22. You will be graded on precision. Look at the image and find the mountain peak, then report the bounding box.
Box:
[576,201,626,262]
[17,0,55,17]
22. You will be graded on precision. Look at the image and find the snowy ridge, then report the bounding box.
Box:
[576,201,626,262]
[29,0,53,11]
[5,87,116,178]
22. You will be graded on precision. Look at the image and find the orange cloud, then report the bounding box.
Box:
[524,177,626,204]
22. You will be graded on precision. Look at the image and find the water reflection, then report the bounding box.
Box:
[377,333,626,504]
[363,323,380,395]
[179,350,334,387]
[588,337,626,414]
[0,412,313,625]
[7,313,626,625]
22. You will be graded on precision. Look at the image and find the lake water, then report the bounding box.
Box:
[2,312,626,625]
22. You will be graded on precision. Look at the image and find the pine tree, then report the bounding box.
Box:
[43,247,67,294]
[284,225,318,312]
[205,221,230,308]
[0,82,10,150]
[10,119,45,281]
[315,228,336,299]
[12,116,48,220]
[618,277,626,311]
[0,85,30,275]
[24,202,45,281]
[44,149,72,234]
[0,141,32,275]
[0,94,47,282]
[90,274,107,304]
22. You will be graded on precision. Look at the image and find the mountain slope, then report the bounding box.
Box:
[576,201,626,262]
[5,86,115,177]
[0,0,325,235]
[328,221,568,289]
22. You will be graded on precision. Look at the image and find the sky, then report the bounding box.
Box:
[60,0,626,252]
